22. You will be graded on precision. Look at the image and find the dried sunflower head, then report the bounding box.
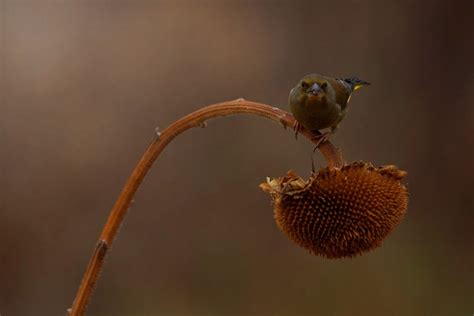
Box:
[260,162,409,259]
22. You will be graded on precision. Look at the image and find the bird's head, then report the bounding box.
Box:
[343,77,370,92]
[290,74,335,107]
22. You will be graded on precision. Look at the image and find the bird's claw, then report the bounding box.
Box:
[293,121,301,140]
[312,132,331,151]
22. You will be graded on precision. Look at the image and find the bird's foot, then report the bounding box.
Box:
[312,131,331,151]
[293,121,301,140]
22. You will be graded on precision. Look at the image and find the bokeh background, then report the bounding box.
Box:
[1,1,473,315]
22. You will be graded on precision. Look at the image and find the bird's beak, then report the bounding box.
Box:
[353,81,370,91]
[308,83,321,94]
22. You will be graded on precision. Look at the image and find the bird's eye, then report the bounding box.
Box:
[321,82,328,91]
[301,81,309,89]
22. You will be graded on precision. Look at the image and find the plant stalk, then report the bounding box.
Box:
[68,99,344,315]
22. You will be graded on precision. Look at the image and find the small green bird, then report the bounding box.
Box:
[289,74,370,146]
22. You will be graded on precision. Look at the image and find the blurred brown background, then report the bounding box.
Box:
[1,1,473,315]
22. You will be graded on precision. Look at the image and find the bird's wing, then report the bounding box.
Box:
[330,79,351,111]
[332,104,346,130]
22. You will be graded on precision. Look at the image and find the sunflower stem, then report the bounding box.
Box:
[68,99,344,316]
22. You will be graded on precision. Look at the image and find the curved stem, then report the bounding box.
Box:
[68,99,344,315]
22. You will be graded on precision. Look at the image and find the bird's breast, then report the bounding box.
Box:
[291,96,341,132]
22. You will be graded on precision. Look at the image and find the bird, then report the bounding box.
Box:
[289,74,370,147]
